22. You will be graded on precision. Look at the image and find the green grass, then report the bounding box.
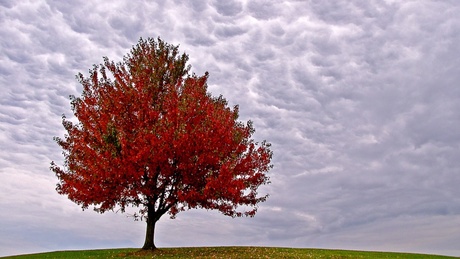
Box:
[1,247,456,259]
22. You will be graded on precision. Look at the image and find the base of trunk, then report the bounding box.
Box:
[141,244,157,250]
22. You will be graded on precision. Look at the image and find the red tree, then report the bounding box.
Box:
[51,37,272,249]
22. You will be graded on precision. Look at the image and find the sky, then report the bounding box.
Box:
[1,0,460,257]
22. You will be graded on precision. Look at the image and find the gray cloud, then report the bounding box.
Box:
[211,0,243,17]
[1,0,460,257]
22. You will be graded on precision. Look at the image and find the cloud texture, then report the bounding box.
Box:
[1,0,460,256]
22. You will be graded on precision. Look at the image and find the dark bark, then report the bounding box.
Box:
[142,204,157,250]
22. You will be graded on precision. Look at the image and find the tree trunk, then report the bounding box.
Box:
[142,205,157,250]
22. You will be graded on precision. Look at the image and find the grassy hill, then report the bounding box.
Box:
[1,247,456,258]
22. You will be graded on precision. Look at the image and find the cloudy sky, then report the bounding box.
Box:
[1,0,460,257]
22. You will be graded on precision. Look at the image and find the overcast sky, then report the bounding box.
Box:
[1,0,460,257]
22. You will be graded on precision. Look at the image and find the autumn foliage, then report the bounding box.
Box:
[51,37,272,249]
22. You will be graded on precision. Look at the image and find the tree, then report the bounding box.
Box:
[51,37,272,250]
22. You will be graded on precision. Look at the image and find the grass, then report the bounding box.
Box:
[1,247,457,259]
